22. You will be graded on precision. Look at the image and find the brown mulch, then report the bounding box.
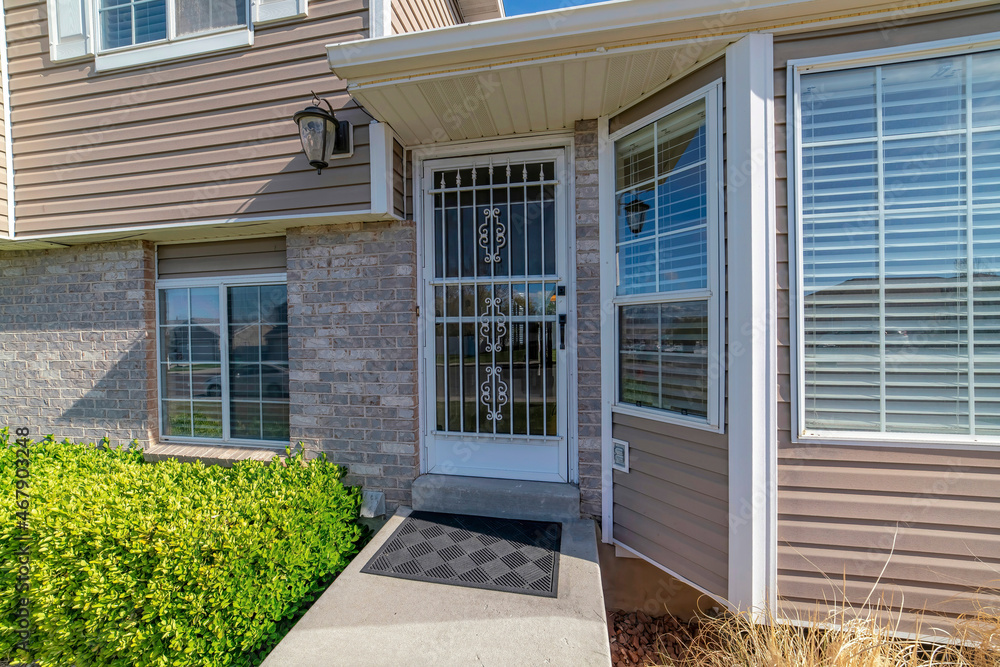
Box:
[607,610,700,666]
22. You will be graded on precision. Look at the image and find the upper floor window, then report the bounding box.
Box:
[795,47,1000,441]
[612,86,724,429]
[99,0,248,51]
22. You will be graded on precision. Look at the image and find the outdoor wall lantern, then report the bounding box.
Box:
[623,198,650,236]
[293,92,353,174]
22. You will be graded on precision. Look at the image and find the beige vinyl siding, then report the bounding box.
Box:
[7,0,371,236]
[392,0,460,34]
[609,57,729,600]
[157,237,287,280]
[612,413,729,597]
[774,6,1000,630]
[392,138,405,219]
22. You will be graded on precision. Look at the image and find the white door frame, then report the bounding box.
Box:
[412,133,578,484]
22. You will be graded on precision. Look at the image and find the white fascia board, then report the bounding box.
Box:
[725,33,778,617]
[327,0,987,81]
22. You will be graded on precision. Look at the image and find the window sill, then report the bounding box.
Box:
[612,403,723,434]
[95,28,252,72]
[792,431,1000,451]
[144,442,282,467]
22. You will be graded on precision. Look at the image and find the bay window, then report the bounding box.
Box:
[158,279,288,445]
[796,47,1000,439]
[612,87,724,428]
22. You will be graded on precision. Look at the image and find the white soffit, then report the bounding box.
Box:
[455,0,503,22]
[327,0,992,145]
[353,45,729,144]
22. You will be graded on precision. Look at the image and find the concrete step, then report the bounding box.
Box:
[412,474,581,522]
[262,507,611,667]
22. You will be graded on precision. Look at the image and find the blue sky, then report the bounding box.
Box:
[503,0,605,16]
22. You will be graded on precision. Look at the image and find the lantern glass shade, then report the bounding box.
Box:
[624,199,650,235]
[294,106,337,171]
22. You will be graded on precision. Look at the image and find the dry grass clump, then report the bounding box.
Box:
[653,597,1000,667]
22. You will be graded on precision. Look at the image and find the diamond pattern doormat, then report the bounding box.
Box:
[360,511,562,598]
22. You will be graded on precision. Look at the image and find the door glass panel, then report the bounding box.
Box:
[431,160,559,437]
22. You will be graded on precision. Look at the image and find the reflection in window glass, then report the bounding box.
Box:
[158,283,287,443]
[799,49,1000,437]
[613,96,716,423]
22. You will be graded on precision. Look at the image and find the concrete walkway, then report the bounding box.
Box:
[262,507,612,667]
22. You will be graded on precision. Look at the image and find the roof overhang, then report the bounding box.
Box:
[454,0,503,22]
[328,0,993,145]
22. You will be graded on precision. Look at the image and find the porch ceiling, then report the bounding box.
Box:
[327,0,993,146]
[346,42,731,145]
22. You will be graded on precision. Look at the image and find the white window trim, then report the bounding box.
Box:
[788,32,1000,450]
[605,80,726,434]
[155,272,288,449]
[93,1,252,72]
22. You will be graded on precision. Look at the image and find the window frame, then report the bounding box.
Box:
[788,32,1000,449]
[607,80,726,433]
[154,272,288,449]
[92,0,252,71]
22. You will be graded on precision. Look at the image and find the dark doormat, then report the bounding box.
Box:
[360,511,562,598]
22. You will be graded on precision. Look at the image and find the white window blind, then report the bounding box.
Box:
[799,49,1000,437]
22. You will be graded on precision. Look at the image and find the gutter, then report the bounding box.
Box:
[327,0,991,81]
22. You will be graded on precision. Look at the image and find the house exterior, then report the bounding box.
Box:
[1,0,999,633]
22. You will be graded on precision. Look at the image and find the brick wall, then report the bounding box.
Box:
[0,241,157,445]
[575,120,604,518]
[286,221,419,512]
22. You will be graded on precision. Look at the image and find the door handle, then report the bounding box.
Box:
[559,314,567,350]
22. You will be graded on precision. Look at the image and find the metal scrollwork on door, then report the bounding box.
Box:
[480,295,509,422]
[478,207,506,264]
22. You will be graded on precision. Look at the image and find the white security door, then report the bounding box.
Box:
[422,150,571,483]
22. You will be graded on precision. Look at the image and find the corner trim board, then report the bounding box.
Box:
[371,0,392,37]
[597,114,615,544]
[724,33,778,616]
[0,0,13,239]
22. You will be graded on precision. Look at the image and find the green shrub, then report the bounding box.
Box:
[0,428,365,667]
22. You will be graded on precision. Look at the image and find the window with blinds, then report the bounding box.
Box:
[798,49,1000,437]
[613,92,722,425]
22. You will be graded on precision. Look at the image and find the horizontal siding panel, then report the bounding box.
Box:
[12,60,340,131]
[621,442,727,502]
[14,104,368,167]
[777,599,955,636]
[780,489,1000,531]
[15,186,371,234]
[614,484,727,554]
[780,518,1000,559]
[17,164,372,216]
[778,546,998,590]
[780,462,1000,498]
[158,237,286,279]
[616,467,727,525]
[776,573,991,617]
[623,426,728,475]
[7,0,372,235]
[613,523,727,598]
[779,445,1000,469]
[612,411,727,450]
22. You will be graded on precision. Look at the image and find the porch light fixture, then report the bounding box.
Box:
[293,92,353,174]
[623,198,650,236]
